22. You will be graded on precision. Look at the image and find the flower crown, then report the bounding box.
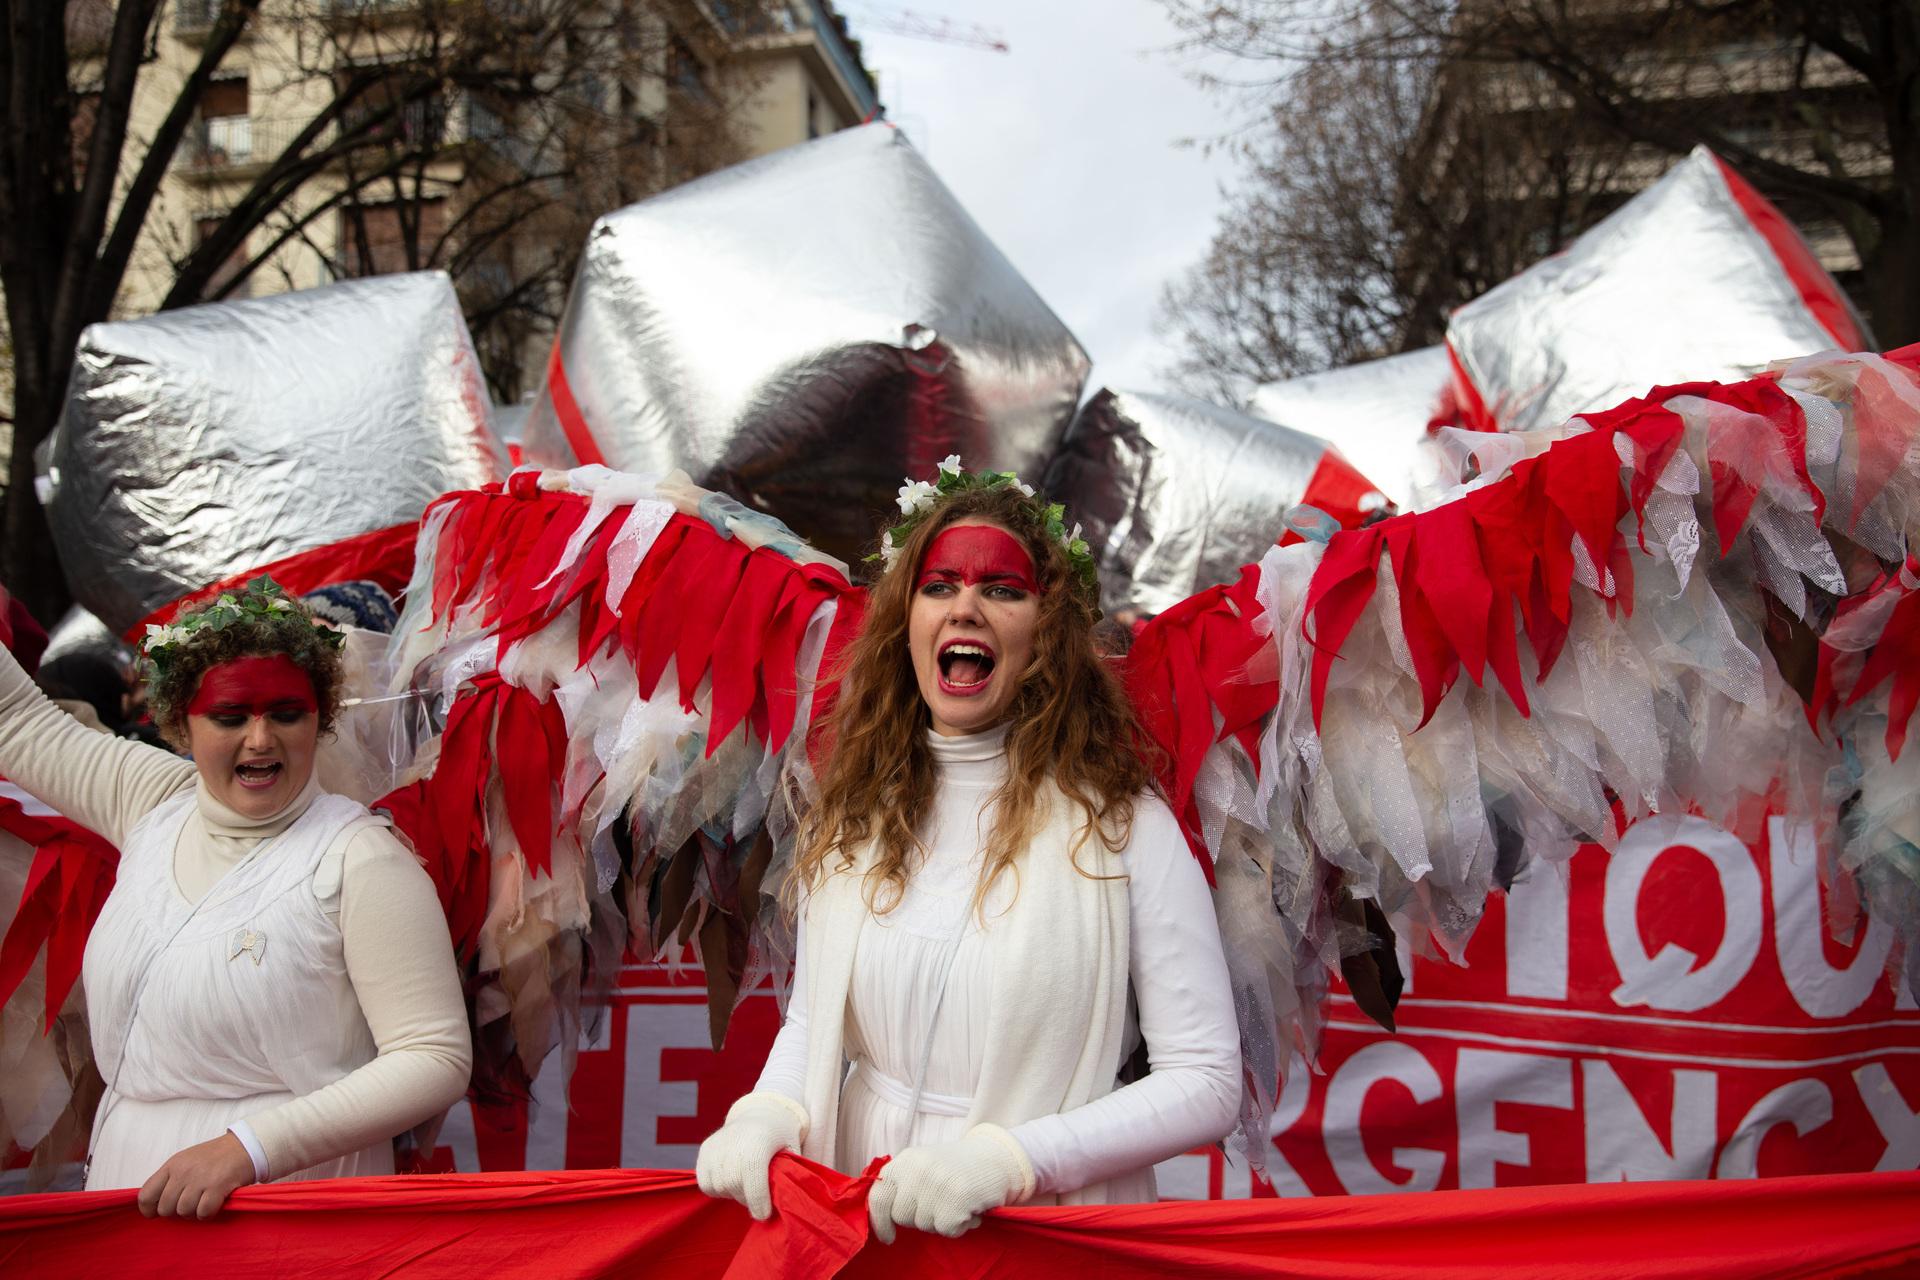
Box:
[871,455,1100,604]
[140,575,344,679]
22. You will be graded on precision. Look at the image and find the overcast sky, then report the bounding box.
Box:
[842,1,1245,397]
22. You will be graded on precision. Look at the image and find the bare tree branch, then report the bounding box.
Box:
[1156,0,1912,398]
[86,1,264,322]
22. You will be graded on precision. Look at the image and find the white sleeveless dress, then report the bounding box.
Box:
[81,791,396,1189]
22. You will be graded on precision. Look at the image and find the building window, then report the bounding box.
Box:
[201,73,249,119]
[338,67,447,149]
[807,88,820,140]
[669,34,708,99]
[198,73,252,164]
[194,214,253,300]
[468,95,508,141]
[72,89,102,177]
[338,198,448,277]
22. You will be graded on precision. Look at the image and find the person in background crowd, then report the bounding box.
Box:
[300,581,401,635]
[35,652,135,736]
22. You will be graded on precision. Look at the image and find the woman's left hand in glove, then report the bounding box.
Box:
[868,1124,1036,1243]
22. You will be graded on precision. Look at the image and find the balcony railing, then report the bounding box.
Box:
[798,0,878,117]
[172,0,262,38]
[176,114,266,172]
[175,102,467,176]
[340,98,454,151]
[173,0,223,33]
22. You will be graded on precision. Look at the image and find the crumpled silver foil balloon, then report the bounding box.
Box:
[1447,145,1871,434]
[43,272,505,635]
[1046,389,1381,615]
[521,122,1090,566]
[1249,346,1448,511]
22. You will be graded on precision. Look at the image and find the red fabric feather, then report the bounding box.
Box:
[1123,564,1278,878]
[373,778,488,965]
[1819,557,1920,761]
[420,484,864,764]
[1302,379,1709,729]
[0,797,119,1031]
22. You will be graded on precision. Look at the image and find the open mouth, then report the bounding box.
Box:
[937,640,996,696]
[235,761,283,789]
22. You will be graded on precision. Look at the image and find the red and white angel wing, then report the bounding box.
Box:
[370,467,865,1115]
[1122,344,1920,1174]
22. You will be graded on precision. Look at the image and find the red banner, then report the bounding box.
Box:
[1,1158,1915,1278]
[396,814,1918,1200]
[8,813,1908,1199]
[1269,814,1920,1195]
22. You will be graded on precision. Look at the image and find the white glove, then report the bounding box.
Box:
[868,1124,1036,1243]
[695,1092,810,1220]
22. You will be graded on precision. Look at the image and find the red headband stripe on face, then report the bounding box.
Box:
[915,525,1041,595]
[187,655,319,718]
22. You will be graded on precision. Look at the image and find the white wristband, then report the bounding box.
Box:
[227,1121,270,1182]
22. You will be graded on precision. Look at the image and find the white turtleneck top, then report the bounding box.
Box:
[0,643,469,1181]
[755,724,1240,1196]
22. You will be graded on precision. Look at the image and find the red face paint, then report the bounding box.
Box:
[915,525,1041,595]
[186,655,318,718]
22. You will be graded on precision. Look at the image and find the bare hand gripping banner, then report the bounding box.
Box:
[522,123,1091,566]
[41,273,506,635]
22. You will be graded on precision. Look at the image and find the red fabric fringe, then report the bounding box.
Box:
[0,798,118,1031]
[422,483,862,764]
[1123,566,1277,880]
[394,480,868,951]
[1299,372,1841,730]
[1814,555,1920,761]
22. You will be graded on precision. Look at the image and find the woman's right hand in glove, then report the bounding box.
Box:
[694,1092,810,1220]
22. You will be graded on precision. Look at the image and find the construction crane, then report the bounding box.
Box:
[843,6,1010,55]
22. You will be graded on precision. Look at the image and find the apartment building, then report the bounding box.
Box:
[1396,2,1887,338]
[90,0,879,393]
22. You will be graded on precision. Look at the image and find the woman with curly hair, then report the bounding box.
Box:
[0,578,469,1216]
[698,469,1239,1240]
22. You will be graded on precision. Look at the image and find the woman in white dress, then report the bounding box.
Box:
[698,470,1240,1241]
[0,578,470,1218]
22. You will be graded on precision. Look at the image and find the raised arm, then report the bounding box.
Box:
[0,641,193,845]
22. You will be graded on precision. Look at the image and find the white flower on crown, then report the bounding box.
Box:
[879,528,901,570]
[937,454,963,476]
[896,478,940,515]
[144,623,189,649]
[267,597,294,612]
[1015,480,1035,498]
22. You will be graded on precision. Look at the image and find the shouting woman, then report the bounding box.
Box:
[0,578,470,1217]
[698,466,1239,1240]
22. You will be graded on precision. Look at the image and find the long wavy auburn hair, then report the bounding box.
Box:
[792,484,1156,917]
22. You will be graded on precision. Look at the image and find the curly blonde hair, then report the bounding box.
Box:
[794,483,1155,916]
